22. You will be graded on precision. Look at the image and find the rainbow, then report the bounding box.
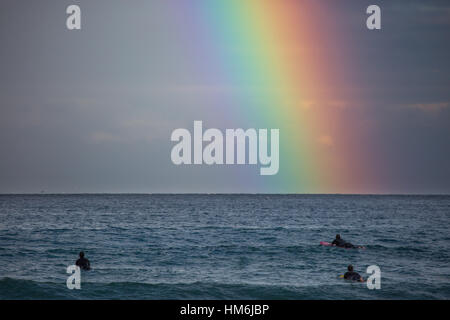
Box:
[171,1,377,193]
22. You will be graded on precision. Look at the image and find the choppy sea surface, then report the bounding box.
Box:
[0,194,449,299]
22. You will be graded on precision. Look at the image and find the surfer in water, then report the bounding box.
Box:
[75,251,91,271]
[343,265,364,282]
[332,234,361,249]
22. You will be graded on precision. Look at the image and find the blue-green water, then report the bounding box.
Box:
[0,194,449,299]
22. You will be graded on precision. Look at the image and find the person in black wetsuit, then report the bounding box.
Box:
[344,265,364,282]
[332,234,358,248]
[75,251,91,271]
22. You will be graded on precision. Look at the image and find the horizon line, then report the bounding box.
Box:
[1,192,449,196]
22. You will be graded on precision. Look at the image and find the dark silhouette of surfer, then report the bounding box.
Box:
[75,251,91,270]
[343,265,364,282]
[332,234,362,249]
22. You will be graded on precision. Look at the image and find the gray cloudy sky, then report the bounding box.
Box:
[0,0,449,194]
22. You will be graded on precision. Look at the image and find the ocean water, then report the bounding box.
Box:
[0,194,449,300]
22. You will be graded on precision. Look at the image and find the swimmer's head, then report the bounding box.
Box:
[336,234,341,239]
[348,265,353,272]
[79,251,85,258]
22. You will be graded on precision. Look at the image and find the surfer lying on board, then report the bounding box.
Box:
[343,265,364,282]
[332,234,363,249]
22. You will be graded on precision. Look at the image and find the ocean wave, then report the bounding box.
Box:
[1,277,448,300]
